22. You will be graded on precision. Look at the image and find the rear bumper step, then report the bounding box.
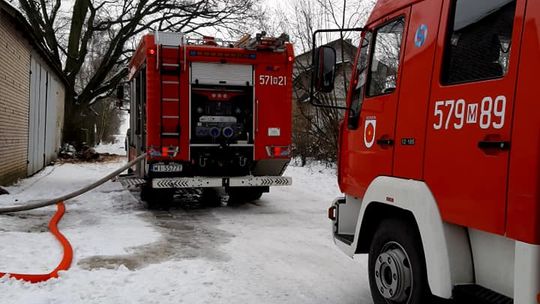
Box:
[453,284,513,304]
[118,177,146,187]
[152,176,292,189]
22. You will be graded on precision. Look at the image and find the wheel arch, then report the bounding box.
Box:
[350,176,470,299]
[356,202,418,254]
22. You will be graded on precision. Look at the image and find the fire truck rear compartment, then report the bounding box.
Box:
[190,62,254,176]
[190,85,253,146]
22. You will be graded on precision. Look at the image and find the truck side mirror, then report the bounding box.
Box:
[314,46,337,93]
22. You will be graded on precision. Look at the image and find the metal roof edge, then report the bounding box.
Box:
[0,0,68,86]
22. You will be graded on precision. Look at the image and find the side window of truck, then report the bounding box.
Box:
[367,18,405,97]
[442,0,516,84]
[348,32,372,130]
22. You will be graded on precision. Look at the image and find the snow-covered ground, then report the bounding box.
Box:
[94,142,127,156]
[94,112,129,156]
[0,159,372,304]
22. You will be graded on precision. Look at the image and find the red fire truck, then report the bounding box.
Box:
[311,0,539,303]
[126,32,293,207]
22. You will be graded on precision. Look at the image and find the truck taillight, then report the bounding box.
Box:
[266,146,290,158]
[148,48,156,56]
[328,206,336,221]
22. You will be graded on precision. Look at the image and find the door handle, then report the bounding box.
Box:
[478,140,510,150]
[377,138,394,147]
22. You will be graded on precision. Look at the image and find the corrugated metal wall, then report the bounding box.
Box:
[0,11,30,185]
[28,55,65,176]
[28,57,45,175]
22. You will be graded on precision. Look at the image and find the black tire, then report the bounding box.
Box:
[200,188,222,207]
[368,218,430,304]
[141,185,173,210]
[245,189,263,201]
[227,187,264,205]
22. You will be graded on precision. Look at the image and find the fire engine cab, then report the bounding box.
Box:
[126,32,293,207]
[311,0,540,303]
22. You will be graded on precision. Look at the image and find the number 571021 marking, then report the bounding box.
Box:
[433,96,506,130]
[259,75,287,86]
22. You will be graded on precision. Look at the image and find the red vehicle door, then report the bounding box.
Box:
[424,0,525,235]
[340,8,410,197]
[392,0,444,180]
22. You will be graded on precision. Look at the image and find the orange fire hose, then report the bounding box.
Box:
[0,154,146,283]
[0,202,73,283]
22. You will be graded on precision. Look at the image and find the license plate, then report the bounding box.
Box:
[152,163,183,172]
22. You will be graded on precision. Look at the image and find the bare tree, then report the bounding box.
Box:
[11,0,263,146]
[94,98,122,145]
[264,0,375,164]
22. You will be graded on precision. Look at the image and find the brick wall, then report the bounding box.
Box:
[0,10,31,185]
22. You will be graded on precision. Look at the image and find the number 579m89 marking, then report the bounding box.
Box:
[433,96,506,130]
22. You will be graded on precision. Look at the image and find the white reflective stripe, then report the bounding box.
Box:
[228,176,292,187]
[152,176,292,189]
[153,177,222,188]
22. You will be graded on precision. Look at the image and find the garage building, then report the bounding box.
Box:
[0,0,66,185]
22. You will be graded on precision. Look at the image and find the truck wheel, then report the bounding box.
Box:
[368,218,429,304]
[227,187,263,205]
[141,185,173,210]
[200,188,222,207]
[245,188,263,201]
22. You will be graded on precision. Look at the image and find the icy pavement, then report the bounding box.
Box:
[0,159,372,304]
